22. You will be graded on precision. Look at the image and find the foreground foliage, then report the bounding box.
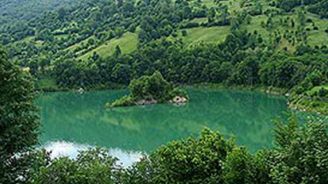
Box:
[26,118,328,184]
[0,48,39,183]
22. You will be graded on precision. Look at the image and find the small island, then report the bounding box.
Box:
[107,71,189,108]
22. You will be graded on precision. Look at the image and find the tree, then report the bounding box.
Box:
[36,29,54,42]
[207,7,216,23]
[129,71,172,101]
[202,61,233,83]
[111,63,131,84]
[114,45,122,57]
[32,148,121,184]
[57,7,67,20]
[181,30,187,36]
[269,117,328,183]
[230,57,259,86]
[0,48,39,183]
[53,59,79,87]
[144,129,234,184]
[223,148,254,184]
[260,59,306,88]
[276,0,302,12]
[218,5,230,25]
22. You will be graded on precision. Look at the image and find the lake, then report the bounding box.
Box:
[36,88,322,166]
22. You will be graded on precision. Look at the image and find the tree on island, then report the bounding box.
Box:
[108,71,188,107]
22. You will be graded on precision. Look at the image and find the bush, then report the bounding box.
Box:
[107,95,135,108]
[169,88,189,99]
[269,118,328,183]
[0,49,39,183]
[181,22,199,29]
[144,129,234,184]
[318,88,328,98]
[223,148,254,184]
[181,30,187,37]
[129,71,172,101]
[32,148,121,184]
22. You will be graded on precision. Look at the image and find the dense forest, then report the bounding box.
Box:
[1,0,328,183]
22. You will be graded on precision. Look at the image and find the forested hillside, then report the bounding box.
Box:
[0,0,81,38]
[1,0,328,113]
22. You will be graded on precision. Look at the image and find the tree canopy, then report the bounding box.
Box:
[0,48,39,183]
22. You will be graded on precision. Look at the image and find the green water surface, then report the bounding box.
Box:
[37,88,321,163]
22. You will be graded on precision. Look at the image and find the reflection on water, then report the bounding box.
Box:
[36,88,326,163]
[44,141,144,167]
[44,141,89,159]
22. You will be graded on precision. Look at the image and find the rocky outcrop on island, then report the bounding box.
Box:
[170,96,188,104]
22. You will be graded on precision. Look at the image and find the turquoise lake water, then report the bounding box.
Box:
[36,88,325,165]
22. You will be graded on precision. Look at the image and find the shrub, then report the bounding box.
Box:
[181,30,187,37]
[107,95,135,108]
[32,148,121,184]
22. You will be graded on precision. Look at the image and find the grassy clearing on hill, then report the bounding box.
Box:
[244,12,328,51]
[306,14,328,46]
[181,26,230,46]
[55,34,69,40]
[78,32,138,61]
[307,85,328,96]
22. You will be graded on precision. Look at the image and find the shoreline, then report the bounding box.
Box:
[37,83,327,115]
[188,83,327,116]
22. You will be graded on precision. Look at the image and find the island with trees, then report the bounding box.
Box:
[107,71,188,108]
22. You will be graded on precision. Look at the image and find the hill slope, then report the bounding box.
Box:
[3,0,328,61]
[1,0,327,113]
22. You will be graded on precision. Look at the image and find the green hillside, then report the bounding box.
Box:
[3,0,328,61]
[1,0,328,114]
[77,32,138,61]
